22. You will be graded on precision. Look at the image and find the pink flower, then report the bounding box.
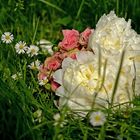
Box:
[51,80,60,91]
[69,53,77,59]
[59,29,80,51]
[79,28,93,46]
[38,65,50,80]
[52,51,66,60]
[58,48,79,60]
[44,57,61,71]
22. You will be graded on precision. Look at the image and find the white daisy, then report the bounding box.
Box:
[1,32,14,44]
[28,59,41,70]
[15,41,27,54]
[27,45,39,57]
[89,111,106,126]
[11,72,22,80]
[38,76,48,86]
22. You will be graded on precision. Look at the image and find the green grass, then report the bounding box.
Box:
[0,0,140,140]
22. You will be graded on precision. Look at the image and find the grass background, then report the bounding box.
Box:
[0,0,140,140]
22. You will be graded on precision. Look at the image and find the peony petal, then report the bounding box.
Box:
[53,69,63,85]
[62,57,74,69]
[55,86,66,97]
[76,51,95,63]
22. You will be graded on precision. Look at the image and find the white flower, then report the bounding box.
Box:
[38,76,48,86]
[38,39,54,55]
[11,72,22,80]
[33,109,42,123]
[88,10,140,96]
[53,51,99,117]
[89,111,106,126]
[88,11,140,60]
[53,51,133,116]
[89,11,137,53]
[28,59,41,70]
[1,32,14,44]
[53,113,67,127]
[27,45,39,57]
[15,41,27,54]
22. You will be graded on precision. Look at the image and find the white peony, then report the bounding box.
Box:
[88,11,140,95]
[53,51,133,117]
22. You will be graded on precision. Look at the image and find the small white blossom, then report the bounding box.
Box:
[90,111,106,126]
[28,59,41,70]
[38,77,48,86]
[33,109,42,123]
[11,72,22,80]
[38,39,54,55]
[15,41,27,54]
[27,45,39,57]
[53,113,67,127]
[1,32,14,44]
[47,48,54,55]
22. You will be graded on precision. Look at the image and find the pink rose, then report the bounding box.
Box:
[69,53,77,59]
[59,29,80,51]
[58,48,79,60]
[51,80,60,91]
[44,57,61,71]
[38,65,51,80]
[53,51,66,60]
[79,28,93,46]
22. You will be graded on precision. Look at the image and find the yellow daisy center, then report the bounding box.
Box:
[95,115,101,122]
[19,44,24,49]
[31,49,36,53]
[5,35,10,40]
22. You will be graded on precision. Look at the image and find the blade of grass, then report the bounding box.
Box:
[32,17,39,44]
[73,0,85,27]
[99,59,107,92]
[116,0,119,15]
[76,0,85,19]
[98,44,101,81]
[132,59,136,96]
[39,0,66,14]
[19,122,48,139]
[110,49,125,106]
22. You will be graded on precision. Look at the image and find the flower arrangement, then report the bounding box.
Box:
[38,11,140,119]
[1,10,140,130]
[38,28,93,89]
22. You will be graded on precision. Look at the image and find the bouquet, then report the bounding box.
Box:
[38,11,140,120]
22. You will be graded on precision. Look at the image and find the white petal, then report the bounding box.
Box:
[53,69,63,85]
[55,86,66,97]
[76,51,95,63]
[62,57,74,69]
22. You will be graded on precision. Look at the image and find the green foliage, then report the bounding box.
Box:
[0,0,140,139]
